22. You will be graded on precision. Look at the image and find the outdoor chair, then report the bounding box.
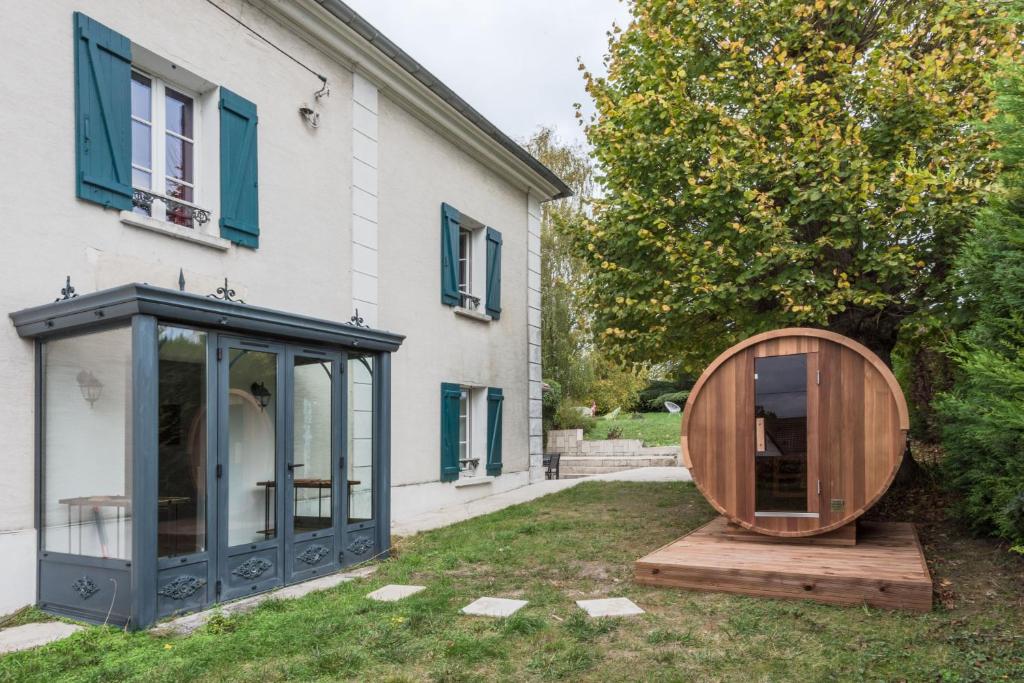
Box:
[543,452,561,480]
[665,401,682,413]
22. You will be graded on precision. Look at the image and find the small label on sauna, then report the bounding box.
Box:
[830,499,845,511]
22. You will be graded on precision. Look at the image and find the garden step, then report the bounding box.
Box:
[558,454,678,479]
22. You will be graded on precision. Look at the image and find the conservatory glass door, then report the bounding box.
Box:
[217,338,285,600]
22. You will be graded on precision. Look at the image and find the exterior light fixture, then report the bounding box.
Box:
[250,381,272,411]
[76,370,103,407]
[298,104,319,129]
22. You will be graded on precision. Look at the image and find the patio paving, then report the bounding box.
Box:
[461,597,528,617]
[0,622,83,654]
[366,584,426,602]
[576,597,645,618]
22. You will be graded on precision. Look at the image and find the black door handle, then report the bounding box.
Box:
[287,463,305,472]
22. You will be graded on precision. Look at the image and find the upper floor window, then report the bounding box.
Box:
[131,70,199,229]
[440,203,502,319]
[74,12,259,248]
[458,228,474,306]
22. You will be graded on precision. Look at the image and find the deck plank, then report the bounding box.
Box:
[635,517,932,611]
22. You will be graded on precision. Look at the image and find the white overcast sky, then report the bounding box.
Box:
[344,0,631,148]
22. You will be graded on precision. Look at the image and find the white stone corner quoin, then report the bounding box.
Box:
[527,192,543,481]
[352,71,380,328]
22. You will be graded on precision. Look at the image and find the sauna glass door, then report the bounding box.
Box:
[754,353,811,514]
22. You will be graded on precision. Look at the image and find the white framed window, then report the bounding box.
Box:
[456,216,486,312]
[458,228,472,298]
[458,388,475,476]
[131,69,204,229]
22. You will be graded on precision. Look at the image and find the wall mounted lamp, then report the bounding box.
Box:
[250,381,272,411]
[76,370,103,407]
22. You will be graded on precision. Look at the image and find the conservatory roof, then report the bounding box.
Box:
[9,283,404,352]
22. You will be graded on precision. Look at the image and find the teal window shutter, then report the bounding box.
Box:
[74,12,132,210]
[441,203,461,306]
[486,387,503,476]
[485,227,502,319]
[219,88,259,248]
[440,383,461,481]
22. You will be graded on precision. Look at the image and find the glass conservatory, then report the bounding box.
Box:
[11,283,403,628]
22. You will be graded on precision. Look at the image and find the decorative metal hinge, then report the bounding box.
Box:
[216,463,223,479]
[215,579,222,597]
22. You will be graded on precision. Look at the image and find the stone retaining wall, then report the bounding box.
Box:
[546,429,680,478]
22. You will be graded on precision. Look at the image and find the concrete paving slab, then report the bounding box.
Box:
[0,622,82,654]
[366,584,425,602]
[461,597,528,617]
[576,597,645,618]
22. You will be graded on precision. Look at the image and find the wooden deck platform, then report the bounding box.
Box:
[635,517,932,612]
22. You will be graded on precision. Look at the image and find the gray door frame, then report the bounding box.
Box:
[216,336,288,602]
[282,346,346,583]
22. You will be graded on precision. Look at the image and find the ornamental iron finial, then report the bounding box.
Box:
[55,275,78,302]
[208,278,244,303]
[347,308,369,328]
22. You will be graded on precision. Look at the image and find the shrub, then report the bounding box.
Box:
[936,62,1024,553]
[653,390,690,408]
[637,374,695,412]
[541,378,563,433]
[588,354,648,414]
[552,400,596,433]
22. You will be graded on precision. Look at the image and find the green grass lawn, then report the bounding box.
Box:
[2,480,1022,682]
[586,411,681,446]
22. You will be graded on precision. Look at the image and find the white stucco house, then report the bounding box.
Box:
[0,0,568,627]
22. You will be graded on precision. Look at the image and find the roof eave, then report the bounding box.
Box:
[255,0,573,201]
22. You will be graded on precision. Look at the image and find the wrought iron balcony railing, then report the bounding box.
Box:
[132,188,212,226]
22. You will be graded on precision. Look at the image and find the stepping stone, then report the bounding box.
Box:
[0,622,83,654]
[576,597,645,618]
[366,584,426,602]
[461,597,528,617]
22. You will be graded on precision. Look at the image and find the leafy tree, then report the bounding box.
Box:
[525,128,596,400]
[937,61,1024,553]
[527,128,653,418]
[577,0,1018,371]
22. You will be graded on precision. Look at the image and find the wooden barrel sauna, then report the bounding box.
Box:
[681,328,909,537]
